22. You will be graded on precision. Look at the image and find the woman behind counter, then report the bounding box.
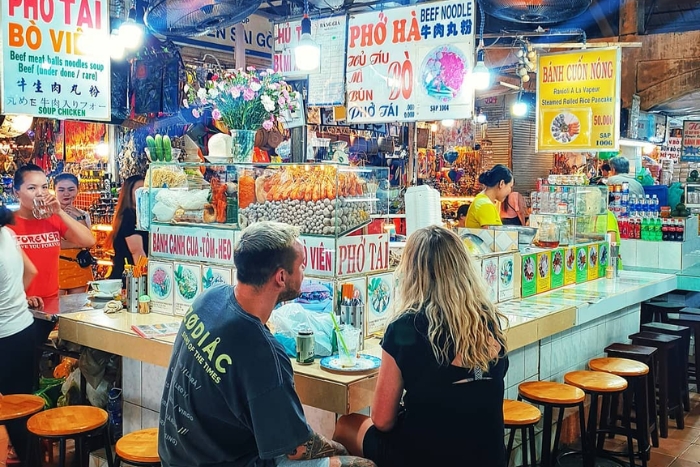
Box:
[0,205,39,465]
[333,225,509,467]
[107,174,148,281]
[55,173,94,294]
[465,165,514,228]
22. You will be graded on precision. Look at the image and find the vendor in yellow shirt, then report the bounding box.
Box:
[465,165,514,228]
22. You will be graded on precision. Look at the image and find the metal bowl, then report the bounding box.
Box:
[487,225,539,247]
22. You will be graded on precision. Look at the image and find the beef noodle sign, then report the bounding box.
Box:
[1,0,111,120]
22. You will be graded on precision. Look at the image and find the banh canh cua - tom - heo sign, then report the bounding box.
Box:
[1,0,111,120]
[346,0,476,123]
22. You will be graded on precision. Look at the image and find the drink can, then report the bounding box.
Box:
[296,329,315,365]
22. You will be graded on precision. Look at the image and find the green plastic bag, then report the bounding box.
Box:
[668,183,684,209]
[635,168,656,187]
[34,377,65,409]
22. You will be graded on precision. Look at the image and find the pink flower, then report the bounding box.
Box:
[262,119,274,131]
[247,66,256,72]
[192,109,201,119]
[182,98,189,109]
[230,87,241,99]
[243,88,255,101]
[212,109,222,120]
[211,74,219,81]
[278,96,287,106]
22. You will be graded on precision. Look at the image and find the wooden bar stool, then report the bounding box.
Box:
[640,301,684,324]
[641,322,692,411]
[564,371,630,467]
[664,313,700,388]
[114,428,160,467]
[26,405,113,467]
[604,343,659,447]
[0,394,45,465]
[590,357,653,467]
[518,381,586,467]
[629,331,685,436]
[0,394,45,423]
[504,400,541,467]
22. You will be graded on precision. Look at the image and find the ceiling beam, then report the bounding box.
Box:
[620,0,646,36]
[589,0,615,38]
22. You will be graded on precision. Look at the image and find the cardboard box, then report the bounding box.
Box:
[576,246,589,283]
[587,243,599,280]
[201,266,234,292]
[498,253,516,302]
[536,251,552,294]
[148,260,174,315]
[521,253,537,298]
[366,272,395,335]
[481,256,499,303]
[550,248,565,289]
[598,242,609,277]
[564,246,577,285]
[173,263,202,316]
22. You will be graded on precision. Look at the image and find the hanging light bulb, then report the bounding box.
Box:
[512,93,528,118]
[119,7,144,50]
[294,0,320,71]
[441,119,455,127]
[476,108,487,124]
[110,32,125,60]
[472,49,491,90]
[430,123,438,132]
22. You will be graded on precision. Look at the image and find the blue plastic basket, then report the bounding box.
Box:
[643,184,669,207]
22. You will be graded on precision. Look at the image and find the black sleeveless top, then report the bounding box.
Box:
[381,311,508,466]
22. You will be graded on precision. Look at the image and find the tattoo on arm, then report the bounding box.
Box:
[329,456,377,467]
[288,432,349,460]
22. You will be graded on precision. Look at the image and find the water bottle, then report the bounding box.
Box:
[652,195,659,218]
[629,195,637,217]
[107,387,123,443]
[644,195,651,217]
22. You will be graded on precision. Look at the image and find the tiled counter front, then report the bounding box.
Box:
[59,271,676,443]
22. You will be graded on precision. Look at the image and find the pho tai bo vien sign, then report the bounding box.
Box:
[1,0,111,120]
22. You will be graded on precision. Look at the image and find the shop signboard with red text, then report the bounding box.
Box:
[300,234,390,277]
[346,0,476,123]
[681,121,700,162]
[150,225,237,267]
[1,0,111,120]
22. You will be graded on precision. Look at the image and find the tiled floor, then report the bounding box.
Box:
[632,391,700,467]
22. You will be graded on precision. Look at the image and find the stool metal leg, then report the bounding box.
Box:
[506,426,517,466]
[521,427,529,467]
[528,425,537,467]
[622,389,636,467]
[58,438,67,467]
[104,426,115,467]
[552,406,566,461]
[541,405,553,467]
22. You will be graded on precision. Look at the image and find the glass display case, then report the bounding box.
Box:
[145,162,389,238]
[529,184,609,246]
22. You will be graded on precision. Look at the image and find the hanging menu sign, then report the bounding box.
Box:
[273,15,347,106]
[346,0,476,123]
[536,48,621,152]
[681,121,700,162]
[0,0,111,120]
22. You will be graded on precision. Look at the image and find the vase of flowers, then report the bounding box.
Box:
[184,67,298,163]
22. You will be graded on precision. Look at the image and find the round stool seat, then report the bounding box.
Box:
[503,399,541,426]
[519,381,585,405]
[0,394,45,422]
[27,406,107,437]
[564,371,628,393]
[589,357,649,377]
[116,428,160,463]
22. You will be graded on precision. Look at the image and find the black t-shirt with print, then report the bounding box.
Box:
[378,311,508,466]
[159,284,312,467]
[109,209,149,281]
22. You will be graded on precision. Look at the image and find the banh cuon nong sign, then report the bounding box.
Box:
[536,48,621,152]
[1,0,111,121]
[346,0,476,123]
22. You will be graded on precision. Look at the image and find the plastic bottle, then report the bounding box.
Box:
[640,217,648,241]
[652,195,659,218]
[655,218,662,241]
[677,219,685,242]
[662,219,669,241]
[629,195,637,217]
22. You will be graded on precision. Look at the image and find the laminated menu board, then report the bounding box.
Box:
[290,278,336,314]
[521,253,536,298]
[564,246,577,285]
[536,251,551,294]
[598,242,609,277]
[498,254,515,302]
[550,248,565,289]
[587,244,599,280]
[366,273,394,335]
[481,256,498,303]
[148,260,174,315]
[201,266,234,292]
[576,246,589,283]
[173,263,202,316]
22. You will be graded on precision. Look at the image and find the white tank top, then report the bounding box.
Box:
[0,227,33,338]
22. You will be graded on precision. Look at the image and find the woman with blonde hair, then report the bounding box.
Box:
[333,225,508,467]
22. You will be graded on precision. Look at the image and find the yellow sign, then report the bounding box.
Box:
[536,48,621,152]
